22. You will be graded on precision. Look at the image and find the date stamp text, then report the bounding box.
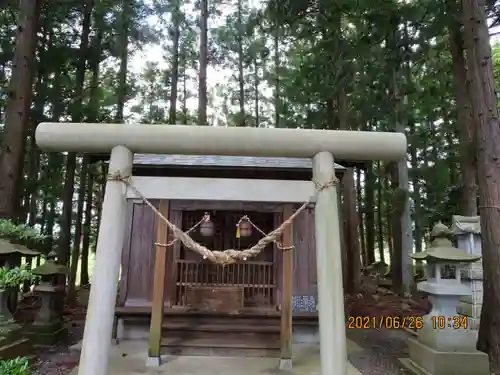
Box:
[347,316,424,330]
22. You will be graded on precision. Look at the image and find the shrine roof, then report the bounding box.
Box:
[132,154,346,170]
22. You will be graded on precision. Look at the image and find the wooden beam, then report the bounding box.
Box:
[170,200,284,212]
[280,204,294,370]
[147,200,169,364]
[126,176,314,203]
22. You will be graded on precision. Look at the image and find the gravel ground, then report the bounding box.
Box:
[347,328,413,375]
[30,320,84,375]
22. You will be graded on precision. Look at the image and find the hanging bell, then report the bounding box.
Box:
[239,219,252,237]
[199,213,214,237]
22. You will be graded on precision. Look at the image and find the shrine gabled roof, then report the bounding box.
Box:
[133,154,346,170]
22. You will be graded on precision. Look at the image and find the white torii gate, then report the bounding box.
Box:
[35,123,406,375]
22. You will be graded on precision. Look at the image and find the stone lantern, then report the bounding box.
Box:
[0,239,40,314]
[401,222,488,375]
[30,251,68,346]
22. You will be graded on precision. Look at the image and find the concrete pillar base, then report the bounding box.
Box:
[116,318,125,341]
[146,356,161,367]
[279,358,292,371]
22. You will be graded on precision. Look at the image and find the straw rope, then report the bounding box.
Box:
[108,172,338,265]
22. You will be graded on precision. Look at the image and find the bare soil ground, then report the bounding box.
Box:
[344,277,431,375]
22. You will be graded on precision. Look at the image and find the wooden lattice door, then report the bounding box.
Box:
[174,210,278,309]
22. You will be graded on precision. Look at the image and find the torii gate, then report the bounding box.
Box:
[35,123,406,375]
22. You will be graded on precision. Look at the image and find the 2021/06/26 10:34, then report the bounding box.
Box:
[347,316,424,329]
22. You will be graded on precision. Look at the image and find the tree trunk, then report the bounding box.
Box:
[343,169,361,293]
[0,0,40,220]
[78,29,102,286]
[198,0,208,124]
[389,163,403,291]
[115,0,130,122]
[447,0,477,215]
[168,0,181,124]
[80,169,94,286]
[181,43,188,122]
[408,118,422,253]
[237,0,245,125]
[67,157,88,305]
[384,176,393,261]
[356,168,367,265]
[338,91,361,293]
[58,0,92,269]
[365,162,376,264]
[44,155,59,254]
[254,60,259,126]
[462,0,500,371]
[274,27,280,128]
[396,97,414,293]
[376,162,385,263]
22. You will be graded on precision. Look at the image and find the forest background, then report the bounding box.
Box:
[2,0,500,370]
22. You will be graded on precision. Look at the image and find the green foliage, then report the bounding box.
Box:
[0,265,37,291]
[2,0,500,293]
[0,220,47,247]
[0,356,30,375]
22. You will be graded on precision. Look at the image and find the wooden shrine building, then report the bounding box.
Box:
[88,153,347,360]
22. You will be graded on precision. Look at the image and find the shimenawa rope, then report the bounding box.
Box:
[108,172,338,265]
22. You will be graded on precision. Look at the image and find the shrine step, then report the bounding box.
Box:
[162,322,280,333]
[161,312,280,358]
[161,311,281,327]
[160,336,280,358]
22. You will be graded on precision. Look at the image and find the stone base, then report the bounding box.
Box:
[146,356,161,367]
[29,322,67,347]
[279,358,292,370]
[407,337,489,375]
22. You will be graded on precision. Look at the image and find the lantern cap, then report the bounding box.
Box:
[32,252,68,275]
[0,239,40,256]
[32,262,68,276]
[411,222,481,263]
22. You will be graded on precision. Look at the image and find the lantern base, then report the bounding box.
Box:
[403,337,488,375]
[28,321,67,347]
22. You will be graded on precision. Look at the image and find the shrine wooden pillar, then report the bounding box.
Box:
[147,200,170,366]
[279,203,294,370]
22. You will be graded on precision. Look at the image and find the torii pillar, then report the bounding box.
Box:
[35,123,406,375]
